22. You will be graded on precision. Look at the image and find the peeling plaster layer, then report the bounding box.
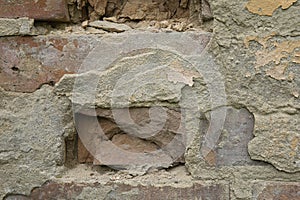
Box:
[246,0,297,16]
[245,34,300,80]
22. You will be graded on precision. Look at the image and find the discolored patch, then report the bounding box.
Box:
[0,0,70,21]
[245,33,300,81]
[245,0,297,16]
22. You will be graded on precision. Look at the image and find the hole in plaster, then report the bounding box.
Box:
[11,66,19,72]
[200,106,267,167]
[72,107,185,171]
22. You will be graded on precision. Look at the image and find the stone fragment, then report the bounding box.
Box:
[88,20,131,32]
[68,1,86,23]
[81,20,89,28]
[104,0,124,17]
[85,27,107,34]
[202,0,213,21]
[0,18,34,36]
[88,0,108,17]
[86,0,199,21]
[103,16,118,23]
[253,182,300,200]
[55,31,211,108]
[248,113,300,173]
[118,0,189,20]
[0,0,70,21]
[170,22,186,32]
[4,181,229,200]
[189,0,201,25]
[180,0,189,8]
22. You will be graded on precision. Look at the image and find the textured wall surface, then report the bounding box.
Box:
[0,0,299,199]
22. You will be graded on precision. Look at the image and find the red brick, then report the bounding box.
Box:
[254,182,300,200]
[201,107,264,167]
[75,108,185,168]
[5,181,229,200]
[0,35,97,92]
[77,137,94,163]
[0,0,70,22]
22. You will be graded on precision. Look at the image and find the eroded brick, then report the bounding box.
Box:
[5,181,229,200]
[253,182,300,200]
[75,107,185,169]
[201,107,263,167]
[0,0,70,21]
[0,35,97,92]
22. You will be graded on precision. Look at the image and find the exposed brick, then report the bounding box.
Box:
[5,181,229,200]
[0,0,70,22]
[77,137,94,163]
[0,35,97,92]
[253,182,300,200]
[201,107,263,167]
[215,107,256,166]
[75,107,185,169]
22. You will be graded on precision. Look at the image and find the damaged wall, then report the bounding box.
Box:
[68,0,212,23]
[0,0,299,199]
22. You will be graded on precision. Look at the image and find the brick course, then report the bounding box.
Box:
[0,0,70,21]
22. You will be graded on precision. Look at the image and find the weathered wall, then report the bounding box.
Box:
[0,0,299,199]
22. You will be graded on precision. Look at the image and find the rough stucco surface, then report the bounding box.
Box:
[209,0,300,173]
[0,0,300,199]
[186,0,300,198]
[0,18,34,36]
[245,33,300,81]
[248,113,300,172]
[0,86,72,198]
